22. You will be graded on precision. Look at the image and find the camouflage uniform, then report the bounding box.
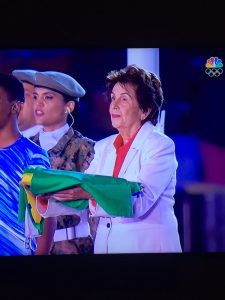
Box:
[31,127,99,255]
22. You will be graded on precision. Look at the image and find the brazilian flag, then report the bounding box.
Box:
[19,167,142,235]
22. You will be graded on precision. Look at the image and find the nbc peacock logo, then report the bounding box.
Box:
[205,57,223,77]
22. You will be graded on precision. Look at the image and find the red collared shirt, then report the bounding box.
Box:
[113,129,140,177]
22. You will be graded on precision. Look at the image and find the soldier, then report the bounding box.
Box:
[12,69,43,138]
[29,70,97,254]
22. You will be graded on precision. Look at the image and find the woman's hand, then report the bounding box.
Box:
[48,186,92,202]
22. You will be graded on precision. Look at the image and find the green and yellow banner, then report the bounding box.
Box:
[19,167,142,235]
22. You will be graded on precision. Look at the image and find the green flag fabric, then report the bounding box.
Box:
[19,167,142,235]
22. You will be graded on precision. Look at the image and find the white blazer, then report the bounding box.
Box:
[85,121,182,253]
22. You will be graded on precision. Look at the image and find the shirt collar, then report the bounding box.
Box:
[39,123,69,151]
[113,127,140,152]
[40,123,69,140]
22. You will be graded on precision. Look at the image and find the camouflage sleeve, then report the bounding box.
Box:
[78,138,95,172]
[88,215,100,242]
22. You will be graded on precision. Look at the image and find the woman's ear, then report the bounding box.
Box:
[66,101,75,114]
[141,108,151,121]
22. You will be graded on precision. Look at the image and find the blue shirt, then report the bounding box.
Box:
[0,135,50,256]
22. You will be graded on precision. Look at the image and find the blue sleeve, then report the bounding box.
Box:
[29,149,51,169]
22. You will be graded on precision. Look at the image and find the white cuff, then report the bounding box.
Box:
[36,197,80,218]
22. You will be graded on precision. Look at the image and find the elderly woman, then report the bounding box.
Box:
[51,64,182,254]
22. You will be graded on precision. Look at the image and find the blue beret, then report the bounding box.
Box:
[34,71,86,101]
[12,69,37,85]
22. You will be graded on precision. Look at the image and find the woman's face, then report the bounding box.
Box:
[33,87,68,132]
[18,82,35,131]
[109,82,145,136]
